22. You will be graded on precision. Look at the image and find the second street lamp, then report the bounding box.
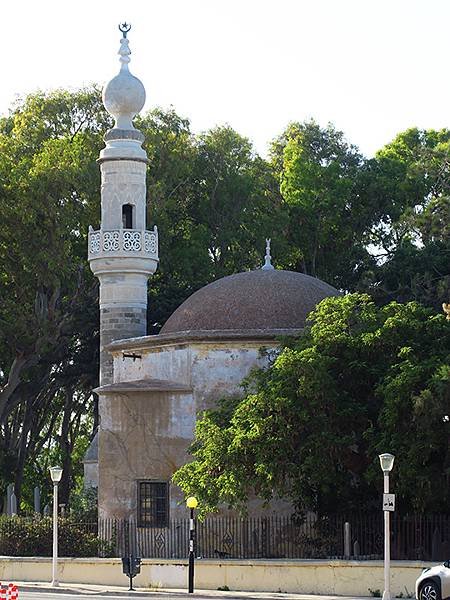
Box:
[49,466,63,587]
[186,496,198,594]
[379,453,395,600]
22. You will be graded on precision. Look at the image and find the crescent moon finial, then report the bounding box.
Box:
[119,22,131,38]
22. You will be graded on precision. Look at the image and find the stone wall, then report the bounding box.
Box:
[0,557,428,595]
[99,339,278,519]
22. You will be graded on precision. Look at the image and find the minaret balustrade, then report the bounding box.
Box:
[88,226,158,260]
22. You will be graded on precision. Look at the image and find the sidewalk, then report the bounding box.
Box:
[13,581,371,599]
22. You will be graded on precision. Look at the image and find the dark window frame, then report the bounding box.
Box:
[122,204,134,229]
[137,480,169,528]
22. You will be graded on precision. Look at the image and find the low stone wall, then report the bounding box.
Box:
[0,557,429,595]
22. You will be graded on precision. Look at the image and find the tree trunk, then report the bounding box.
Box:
[59,387,73,507]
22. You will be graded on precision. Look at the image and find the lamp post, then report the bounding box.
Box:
[186,496,198,594]
[49,466,63,587]
[379,453,395,600]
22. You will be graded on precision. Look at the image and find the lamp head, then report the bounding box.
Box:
[186,496,198,509]
[379,453,395,473]
[49,466,63,483]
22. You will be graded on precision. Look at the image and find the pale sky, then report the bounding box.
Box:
[3,0,450,157]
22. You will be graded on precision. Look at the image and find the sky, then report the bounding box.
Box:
[3,0,450,158]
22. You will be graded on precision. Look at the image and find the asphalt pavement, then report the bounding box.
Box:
[10,582,372,600]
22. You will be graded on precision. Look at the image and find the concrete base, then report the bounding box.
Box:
[0,557,428,596]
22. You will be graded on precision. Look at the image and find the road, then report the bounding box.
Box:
[17,593,337,600]
[19,593,262,600]
[12,587,357,600]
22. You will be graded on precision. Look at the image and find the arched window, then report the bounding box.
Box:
[122,204,134,229]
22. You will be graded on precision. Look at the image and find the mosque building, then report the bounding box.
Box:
[84,25,338,524]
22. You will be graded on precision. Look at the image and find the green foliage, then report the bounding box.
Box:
[144,116,283,330]
[362,128,450,308]
[0,87,103,505]
[69,486,98,520]
[1,85,450,516]
[173,294,450,516]
[0,516,113,557]
[271,121,374,288]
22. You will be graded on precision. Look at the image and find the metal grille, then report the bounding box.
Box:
[138,481,168,528]
[0,513,449,560]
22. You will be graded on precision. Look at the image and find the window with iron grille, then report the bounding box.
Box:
[138,481,169,527]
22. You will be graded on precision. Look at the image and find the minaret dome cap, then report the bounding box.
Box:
[102,24,146,130]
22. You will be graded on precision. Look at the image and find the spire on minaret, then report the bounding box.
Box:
[88,24,158,384]
[102,23,146,131]
[261,238,275,270]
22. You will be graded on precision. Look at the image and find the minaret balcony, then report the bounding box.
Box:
[88,226,158,261]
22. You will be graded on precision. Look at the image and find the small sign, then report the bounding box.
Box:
[383,493,395,511]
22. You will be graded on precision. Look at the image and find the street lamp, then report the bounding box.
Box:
[49,466,63,587]
[186,496,198,594]
[379,453,395,600]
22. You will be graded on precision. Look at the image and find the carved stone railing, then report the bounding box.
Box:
[88,226,158,260]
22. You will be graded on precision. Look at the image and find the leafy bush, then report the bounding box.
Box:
[0,516,113,557]
[69,486,98,520]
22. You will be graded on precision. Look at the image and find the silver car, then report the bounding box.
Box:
[416,561,450,600]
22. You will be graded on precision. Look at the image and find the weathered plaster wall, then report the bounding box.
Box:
[114,341,273,396]
[115,344,192,385]
[0,557,427,596]
[99,390,195,518]
[99,340,278,518]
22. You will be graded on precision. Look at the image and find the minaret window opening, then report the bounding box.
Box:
[122,204,134,229]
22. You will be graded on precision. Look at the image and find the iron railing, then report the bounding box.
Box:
[0,513,448,560]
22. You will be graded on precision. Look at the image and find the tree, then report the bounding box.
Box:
[271,121,377,289]
[0,88,106,507]
[143,117,284,330]
[361,128,450,309]
[173,293,450,516]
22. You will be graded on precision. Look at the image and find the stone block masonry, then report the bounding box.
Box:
[100,306,146,386]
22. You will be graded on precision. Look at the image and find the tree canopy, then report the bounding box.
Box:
[0,86,448,513]
[173,294,450,516]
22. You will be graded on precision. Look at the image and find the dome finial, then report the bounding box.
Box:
[118,23,132,70]
[261,238,275,270]
[119,22,131,38]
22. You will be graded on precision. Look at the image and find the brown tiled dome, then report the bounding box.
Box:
[160,269,338,334]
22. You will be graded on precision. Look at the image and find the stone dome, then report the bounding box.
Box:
[161,269,338,335]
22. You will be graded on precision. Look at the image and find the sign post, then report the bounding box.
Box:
[379,454,395,600]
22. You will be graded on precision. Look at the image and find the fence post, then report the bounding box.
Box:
[6,485,13,516]
[34,486,41,515]
[10,494,17,517]
[344,522,351,558]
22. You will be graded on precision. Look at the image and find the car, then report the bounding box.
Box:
[416,560,450,600]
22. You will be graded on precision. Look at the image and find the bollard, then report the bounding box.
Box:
[7,583,18,600]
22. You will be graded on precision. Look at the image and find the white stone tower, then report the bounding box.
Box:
[88,24,158,386]
[87,25,158,500]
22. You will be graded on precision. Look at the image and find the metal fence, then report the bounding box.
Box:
[0,513,449,560]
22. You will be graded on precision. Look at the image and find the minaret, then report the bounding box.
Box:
[88,24,158,388]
